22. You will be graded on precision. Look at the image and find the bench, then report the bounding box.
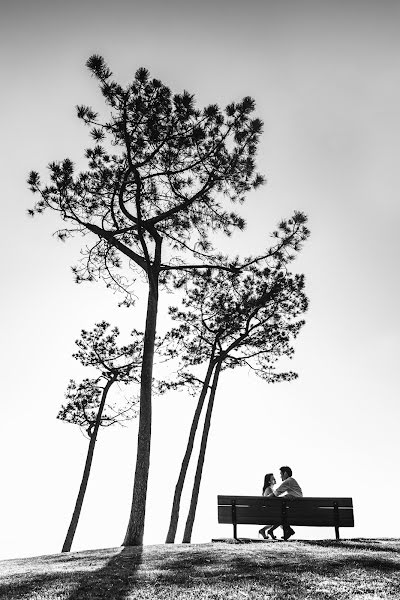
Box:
[217,495,354,541]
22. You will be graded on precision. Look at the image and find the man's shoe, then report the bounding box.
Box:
[282,526,295,541]
[267,528,277,540]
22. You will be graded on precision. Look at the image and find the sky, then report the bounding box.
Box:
[1,0,400,561]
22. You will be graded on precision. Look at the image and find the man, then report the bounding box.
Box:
[267,466,303,540]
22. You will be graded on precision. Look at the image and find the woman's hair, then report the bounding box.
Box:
[262,473,274,494]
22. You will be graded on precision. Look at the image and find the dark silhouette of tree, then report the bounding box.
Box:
[164,213,309,543]
[58,322,141,552]
[27,55,296,545]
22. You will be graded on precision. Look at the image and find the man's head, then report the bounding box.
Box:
[280,466,292,480]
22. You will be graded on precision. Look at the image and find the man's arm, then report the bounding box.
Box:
[273,481,288,496]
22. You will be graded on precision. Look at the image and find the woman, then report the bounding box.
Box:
[258,473,278,540]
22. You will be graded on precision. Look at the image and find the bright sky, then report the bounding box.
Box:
[1,0,399,561]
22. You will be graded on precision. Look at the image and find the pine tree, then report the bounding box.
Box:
[164,214,309,543]
[58,322,140,551]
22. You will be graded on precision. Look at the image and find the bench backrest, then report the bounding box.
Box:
[218,495,354,527]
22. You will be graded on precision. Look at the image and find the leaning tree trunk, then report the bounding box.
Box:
[123,267,159,546]
[182,360,222,543]
[62,376,116,552]
[165,356,216,543]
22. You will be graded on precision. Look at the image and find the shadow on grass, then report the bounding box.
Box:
[0,541,399,599]
[66,546,143,600]
[0,547,143,600]
[300,538,400,554]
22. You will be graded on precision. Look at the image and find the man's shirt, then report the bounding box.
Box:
[273,476,303,498]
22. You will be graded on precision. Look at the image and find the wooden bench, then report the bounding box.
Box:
[217,495,354,541]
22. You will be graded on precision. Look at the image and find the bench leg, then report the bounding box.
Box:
[231,501,238,540]
[333,501,340,541]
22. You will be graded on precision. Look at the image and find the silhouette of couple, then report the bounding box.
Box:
[259,466,303,541]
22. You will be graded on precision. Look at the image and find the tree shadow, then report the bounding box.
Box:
[65,545,143,600]
[0,546,143,600]
[300,538,400,555]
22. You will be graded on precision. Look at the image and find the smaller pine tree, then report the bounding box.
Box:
[58,322,141,552]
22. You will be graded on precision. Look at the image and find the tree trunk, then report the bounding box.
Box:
[122,269,159,546]
[165,357,216,543]
[61,377,115,552]
[182,360,222,543]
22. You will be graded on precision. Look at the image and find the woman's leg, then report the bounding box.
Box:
[267,525,278,539]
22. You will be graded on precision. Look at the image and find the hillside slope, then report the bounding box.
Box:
[0,539,399,599]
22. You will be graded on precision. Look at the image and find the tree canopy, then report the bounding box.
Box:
[27,55,266,303]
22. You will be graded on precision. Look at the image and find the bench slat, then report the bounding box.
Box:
[218,514,354,526]
[218,496,353,508]
[218,506,354,526]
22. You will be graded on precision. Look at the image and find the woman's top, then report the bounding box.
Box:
[262,485,274,497]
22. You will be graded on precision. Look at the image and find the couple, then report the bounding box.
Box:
[259,465,303,541]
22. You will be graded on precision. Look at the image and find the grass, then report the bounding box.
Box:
[0,539,399,599]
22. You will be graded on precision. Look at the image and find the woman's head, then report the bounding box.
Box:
[263,473,275,492]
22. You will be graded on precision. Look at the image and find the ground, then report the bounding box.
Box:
[0,539,399,599]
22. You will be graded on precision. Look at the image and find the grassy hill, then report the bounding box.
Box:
[0,539,399,599]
